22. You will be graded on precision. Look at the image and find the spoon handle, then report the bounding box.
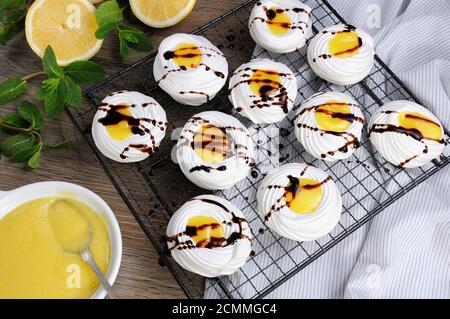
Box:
[81,249,119,299]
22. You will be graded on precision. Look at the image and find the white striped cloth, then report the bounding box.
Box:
[206,0,450,299]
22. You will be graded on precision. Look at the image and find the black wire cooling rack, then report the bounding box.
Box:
[66,0,450,299]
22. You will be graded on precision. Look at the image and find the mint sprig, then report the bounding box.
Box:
[0,0,28,45]
[1,46,105,116]
[32,46,104,116]
[0,76,27,104]
[95,0,153,58]
[0,100,69,169]
[0,45,104,169]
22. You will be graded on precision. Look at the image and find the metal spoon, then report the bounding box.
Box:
[79,227,119,299]
[49,200,119,299]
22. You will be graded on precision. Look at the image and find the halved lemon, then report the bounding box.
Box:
[130,0,196,28]
[25,0,103,66]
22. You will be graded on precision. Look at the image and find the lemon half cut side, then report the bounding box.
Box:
[130,0,197,28]
[25,0,103,66]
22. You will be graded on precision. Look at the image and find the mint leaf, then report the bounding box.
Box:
[28,147,41,169]
[1,112,29,129]
[0,1,26,45]
[62,76,82,108]
[44,139,70,150]
[0,133,35,157]
[0,8,25,45]
[18,101,44,130]
[0,21,24,45]
[126,33,153,52]
[42,46,63,78]
[40,75,82,116]
[37,78,58,101]
[118,26,153,52]
[118,27,140,43]
[95,21,117,39]
[41,78,65,117]
[0,76,27,105]
[10,143,40,163]
[94,1,153,56]
[119,32,129,58]
[95,0,123,27]
[0,112,29,134]
[64,60,105,84]
[0,0,25,10]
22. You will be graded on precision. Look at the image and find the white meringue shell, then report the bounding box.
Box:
[307,24,375,85]
[176,111,256,190]
[228,59,297,124]
[257,163,342,242]
[369,100,445,168]
[153,33,228,106]
[294,92,365,161]
[167,195,252,278]
[249,0,312,53]
[92,91,167,163]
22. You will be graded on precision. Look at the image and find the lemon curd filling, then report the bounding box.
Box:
[185,215,225,248]
[250,69,281,98]
[398,112,442,141]
[173,42,202,69]
[328,31,362,58]
[0,197,111,299]
[315,100,352,132]
[284,177,323,214]
[266,7,292,36]
[193,125,231,164]
[105,105,134,141]
[49,200,91,254]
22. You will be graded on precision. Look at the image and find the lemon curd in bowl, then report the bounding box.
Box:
[0,197,111,299]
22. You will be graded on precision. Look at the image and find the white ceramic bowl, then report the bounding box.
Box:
[0,181,122,299]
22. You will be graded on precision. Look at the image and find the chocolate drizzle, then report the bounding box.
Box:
[369,124,444,144]
[167,197,251,251]
[369,117,444,168]
[333,38,363,57]
[229,68,293,114]
[179,91,210,103]
[189,165,227,173]
[250,3,311,34]
[315,107,363,124]
[298,123,361,159]
[160,45,225,83]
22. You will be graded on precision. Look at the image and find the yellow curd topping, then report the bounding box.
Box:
[185,215,225,248]
[266,7,292,36]
[398,112,442,141]
[328,31,361,58]
[0,197,111,299]
[193,125,230,164]
[284,177,323,214]
[104,105,134,141]
[315,100,352,132]
[249,69,281,98]
[172,42,202,69]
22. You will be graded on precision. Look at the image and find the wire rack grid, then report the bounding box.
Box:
[66,0,450,299]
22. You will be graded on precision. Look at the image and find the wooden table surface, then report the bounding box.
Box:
[0,0,245,299]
